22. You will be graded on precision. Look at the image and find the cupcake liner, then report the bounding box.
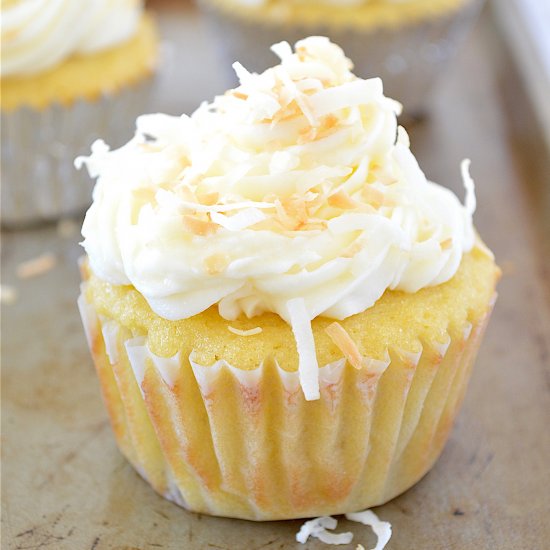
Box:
[197,0,483,115]
[1,77,154,228]
[78,280,495,521]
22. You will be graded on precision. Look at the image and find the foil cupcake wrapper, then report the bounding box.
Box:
[198,0,483,115]
[79,281,495,521]
[1,77,154,228]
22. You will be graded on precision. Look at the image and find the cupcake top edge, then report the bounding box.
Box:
[1,0,144,78]
[78,36,482,400]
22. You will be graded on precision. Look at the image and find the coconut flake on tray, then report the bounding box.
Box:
[296,508,392,549]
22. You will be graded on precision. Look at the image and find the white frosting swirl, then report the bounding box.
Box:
[1,0,143,77]
[78,37,476,399]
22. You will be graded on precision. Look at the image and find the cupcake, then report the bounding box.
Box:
[1,0,158,227]
[197,0,483,116]
[77,36,499,520]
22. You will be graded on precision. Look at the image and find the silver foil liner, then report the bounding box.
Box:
[198,0,483,116]
[1,77,154,228]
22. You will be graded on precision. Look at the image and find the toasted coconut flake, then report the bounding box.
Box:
[440,238,453,250]
[274,199,299,230]
[181,215,218,236]
[196,190,219,206]
[362,186,388,209]
[297,113,339,144]
[295,44,309,62]
[303,221,328,231]
[325,322,363,369]
[273,100,303,124]
[282,196,308,225]
[328,190,359,210]
[227,326,263,336]
[0,284,18,304]
[204,253,230,275]
[16,253,56,279]
[324,113,339,130]
[232,91,248,100]
[132,187,157,203]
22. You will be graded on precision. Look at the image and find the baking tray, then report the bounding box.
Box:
[2,5,549,549]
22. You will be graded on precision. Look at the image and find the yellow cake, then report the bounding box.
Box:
[77,36,499,520]
[0,0,159,226]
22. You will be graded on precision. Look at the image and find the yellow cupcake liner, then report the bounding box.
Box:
[79,282,495,521]
[198,0,483,115]
[0,77,154,228]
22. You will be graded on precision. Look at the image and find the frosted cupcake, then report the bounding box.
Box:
[198,0,483,116]
[1,0,158,227]
[77,37,499,520]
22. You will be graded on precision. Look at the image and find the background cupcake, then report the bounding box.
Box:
[77,37,499,520]
[197,0,483,117]
[0,0,158,227]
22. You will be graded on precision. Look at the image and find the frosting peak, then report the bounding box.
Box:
[78,36,476,400]
[1,0,143,77]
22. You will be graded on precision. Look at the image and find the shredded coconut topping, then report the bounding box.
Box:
[78,36,477,401]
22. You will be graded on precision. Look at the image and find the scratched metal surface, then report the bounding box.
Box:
[2,5,550,550]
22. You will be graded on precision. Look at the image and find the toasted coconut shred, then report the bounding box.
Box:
[77,37,478,402]
[16,253,56,279]
[296,509,392,549]
[325,322,364,369]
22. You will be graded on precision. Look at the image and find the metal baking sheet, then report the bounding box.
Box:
[2,5,549,549]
